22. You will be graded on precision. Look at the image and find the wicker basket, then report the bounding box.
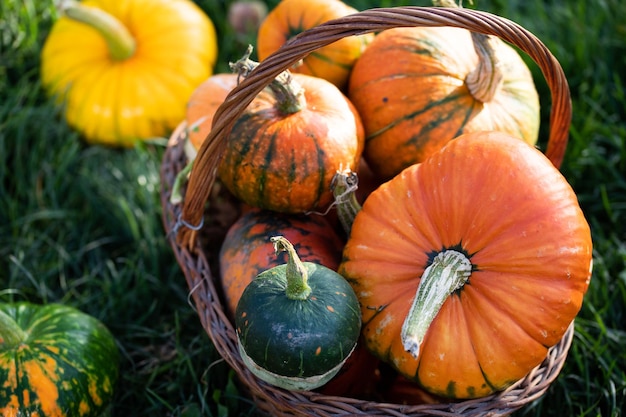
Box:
[160,6,574,417]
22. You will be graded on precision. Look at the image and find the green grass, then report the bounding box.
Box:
[1,0,625,416]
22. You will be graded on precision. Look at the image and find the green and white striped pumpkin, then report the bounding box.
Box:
[235,236,361,391]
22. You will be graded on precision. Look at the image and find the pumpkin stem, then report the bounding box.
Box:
[465,32,504,103]
[271,236,312,300]
[230,45,306,114]
[0,308,28,349]
[330,169,362,236]
[433,0,502,102]
[59,0,136,61]
[401,250,472,358]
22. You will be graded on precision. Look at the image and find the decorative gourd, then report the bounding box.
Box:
[41,0,218,147]
[257,0,373,90]
[338,132,593,399]
[218,51,364,214]
[235,236,361,391]
[219,208,345,317]
[348,2,540,179]
[0,302,119,416]
[185,73,240,160]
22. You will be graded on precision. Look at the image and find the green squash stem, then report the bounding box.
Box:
[330,169,362,236]
[0,308,27,349]
[401,250,472,358]
[271,236,312,300]
[230,45,306,114]
[434,0,503,103]
[60,0,136,61]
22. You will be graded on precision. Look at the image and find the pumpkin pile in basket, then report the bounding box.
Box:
[163,0,592,413]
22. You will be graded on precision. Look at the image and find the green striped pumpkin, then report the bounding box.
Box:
[218,55,364,214]
[0,302,119,417]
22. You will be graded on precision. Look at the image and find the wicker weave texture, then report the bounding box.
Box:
[160,6,574,417]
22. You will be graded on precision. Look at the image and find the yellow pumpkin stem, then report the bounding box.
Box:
[330,169,362,236]
[271,236,312,300]
[401,250,472,358]
[60,0,136,61]
[230,45,306,114]
[433,0,502,103]
[0,309,27,348]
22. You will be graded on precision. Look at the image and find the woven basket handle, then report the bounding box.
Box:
[177,6,571,243]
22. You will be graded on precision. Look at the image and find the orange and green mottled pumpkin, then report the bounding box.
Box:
[348,25,540,179]
[339,132,592,399]
[0,302,119,417]
[217,55,364,214]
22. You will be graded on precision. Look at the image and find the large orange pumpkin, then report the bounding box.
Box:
[257,0,373,90]
[339,131,593,399]
[348,25,540,179]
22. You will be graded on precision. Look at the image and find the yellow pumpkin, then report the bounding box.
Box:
[41,0,218,147]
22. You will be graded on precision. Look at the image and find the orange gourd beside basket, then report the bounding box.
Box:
[160,6,574,416]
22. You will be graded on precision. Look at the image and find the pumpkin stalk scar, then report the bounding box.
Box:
[230,45,306,114]
[271,236,312,300]
[401,250,472,358]
[59,0,136,61]
[330,169,362,235]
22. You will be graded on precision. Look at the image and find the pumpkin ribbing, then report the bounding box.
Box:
[217,53,364,213]
[348,24,540,179]
[257,0,373,90]
[339,132,592,399]
[41,0,218,146]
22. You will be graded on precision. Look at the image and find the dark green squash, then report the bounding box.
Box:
[235,236,361,391]
[0,302,119,417]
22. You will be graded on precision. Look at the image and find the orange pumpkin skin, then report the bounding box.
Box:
[339,131,592,399]
[219,208,344,317]
[257,0,373,90]
[348,26,540,180]
[218,73,364,214]
[185,73,239,154]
